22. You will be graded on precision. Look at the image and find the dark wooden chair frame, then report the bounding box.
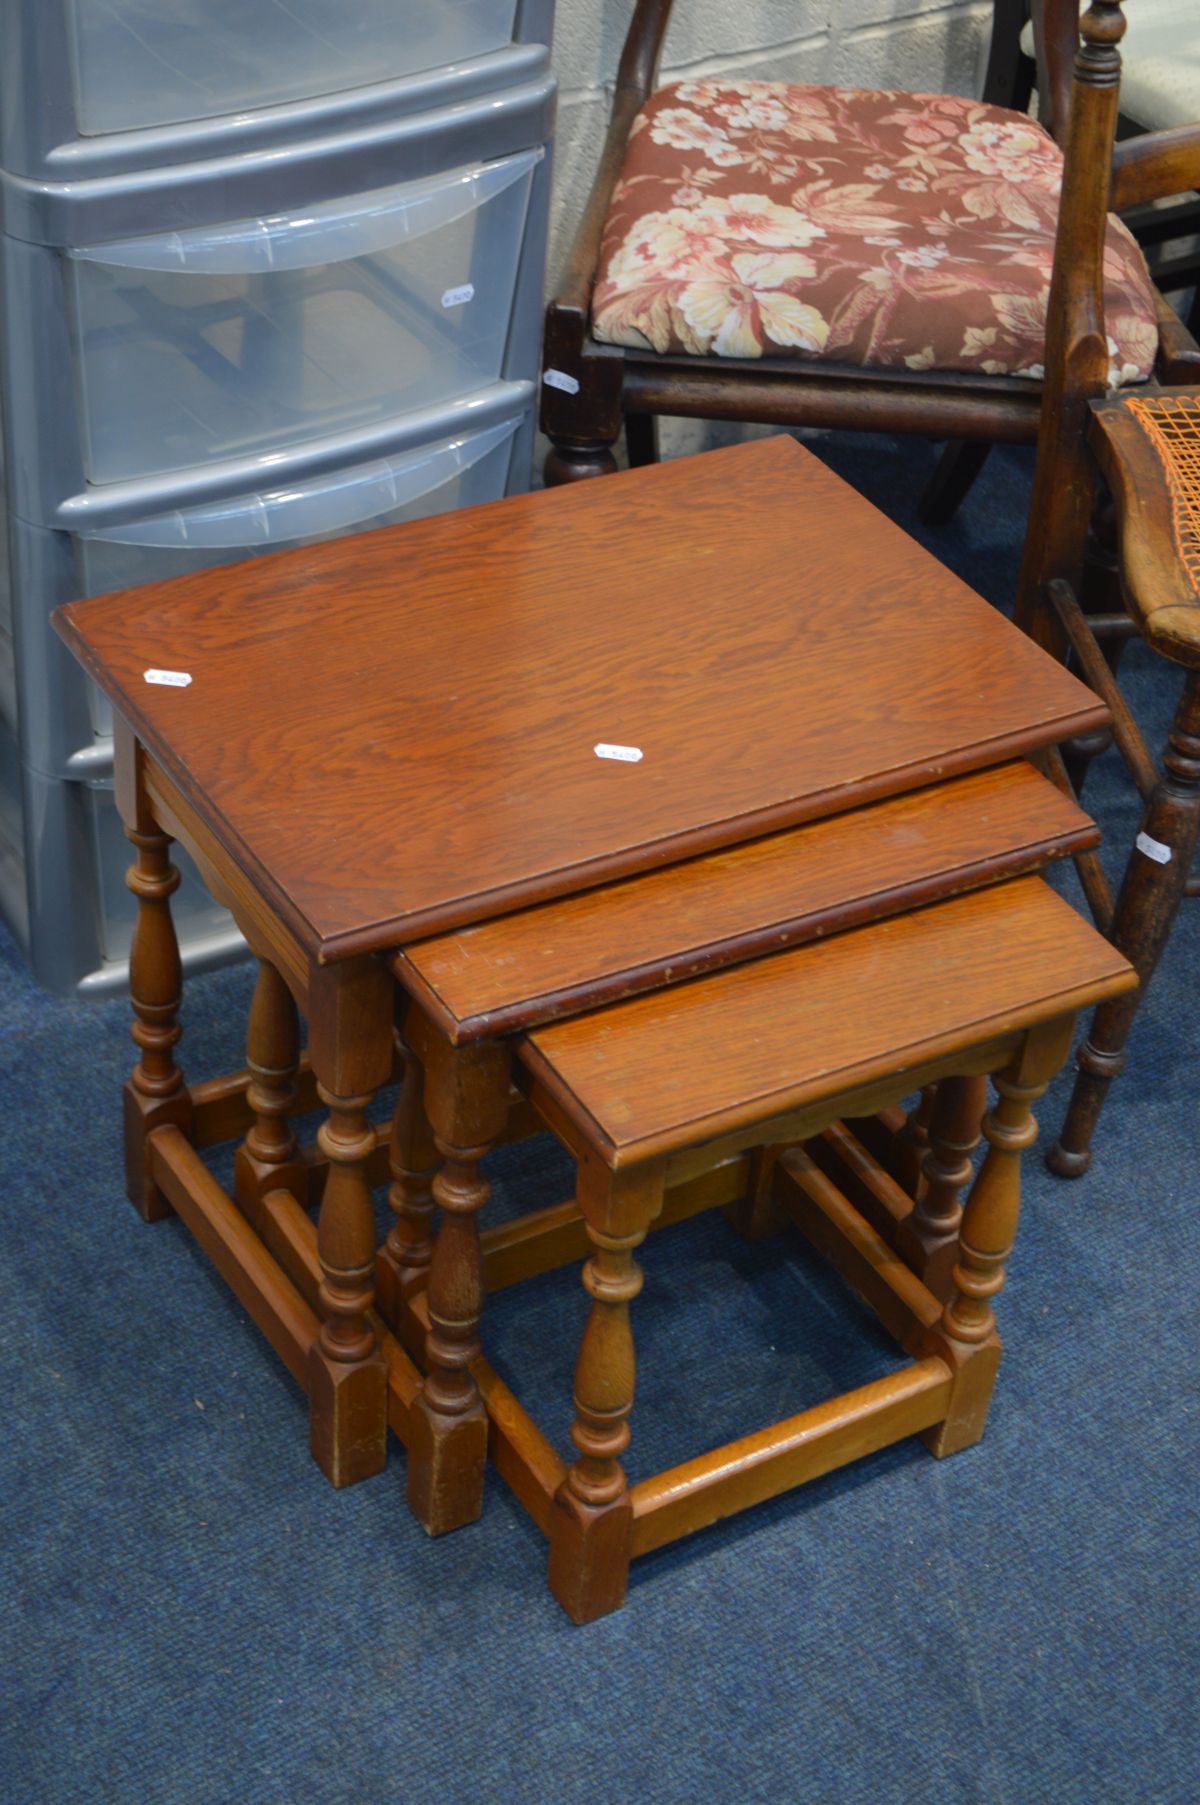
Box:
[539,0,1200,518]
[1012,0,1200,1171]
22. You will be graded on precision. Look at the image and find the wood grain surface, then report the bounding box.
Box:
[56,436,1107,959]
[396,762,1098,1041]
[519,877,1135,1167]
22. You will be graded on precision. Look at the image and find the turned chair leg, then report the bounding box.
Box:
[896,1074,988,1300]
[543,437,619,485]
[406,1036,509,1537]
[625,412,658,468]
[922,1020,1070,1456]
[122,824,193,1221]
[1050,673,1200,1177]
[375,1035,440,1336]
[233,958,305,1230]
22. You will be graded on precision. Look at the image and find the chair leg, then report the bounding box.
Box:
[625,412,659,468]
[543,437,619,486]
[1049,672,1200,1177]
[917,441,991,526]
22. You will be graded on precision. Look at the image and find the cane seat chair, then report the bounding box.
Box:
[1013,1,1200,1171]
[540,0,1199,518]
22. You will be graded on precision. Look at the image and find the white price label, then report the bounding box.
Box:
[441,282,475,309]
[543,368,581,395]
[144,669,192,688]
[594,743,643,763]
[1136,831,1172,865]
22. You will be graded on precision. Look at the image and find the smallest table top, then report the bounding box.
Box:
[56,436,1106,962]
[519,879,1135,1169]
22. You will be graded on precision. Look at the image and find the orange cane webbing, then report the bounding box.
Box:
[1122,395,1200,589]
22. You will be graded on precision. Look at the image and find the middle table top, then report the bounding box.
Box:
[56,435,1106,962]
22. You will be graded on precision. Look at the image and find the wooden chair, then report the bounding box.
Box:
[982,0,1200,329]
[540,0,1199,525]
[1014,0,1200,1172]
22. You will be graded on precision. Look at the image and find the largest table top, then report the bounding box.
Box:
[56,436,1105,962]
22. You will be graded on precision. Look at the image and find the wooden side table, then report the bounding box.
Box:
[53,436,1119,1567]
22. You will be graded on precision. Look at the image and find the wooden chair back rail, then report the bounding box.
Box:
[1111,126,1200,214]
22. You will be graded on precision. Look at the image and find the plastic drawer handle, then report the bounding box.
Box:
[81,416,522,550]
[67,147,543,276]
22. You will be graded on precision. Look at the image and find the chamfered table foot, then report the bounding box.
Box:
[307,1344,389,1489]
[404,1394,489,1536]
[123,1079,193,1223]
[547,1486,635,1625]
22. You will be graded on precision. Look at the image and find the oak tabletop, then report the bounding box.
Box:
[520,878,1135,1168]
[396,763,1097,1044]
[55,436,1107,961]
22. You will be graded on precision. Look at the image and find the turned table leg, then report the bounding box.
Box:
[892,1084,936,1200]
[307,1083,388,1487]
[234,958,305,1229]
[375,1035,440,1330]
[406,1034,509,1537]
[122,824,193,1221]
[896,1074,988,1300]
[548,1160,665,1623]
[548,1224,646,1623]
[305,958,393,1489]
[923,1021,1072,1457]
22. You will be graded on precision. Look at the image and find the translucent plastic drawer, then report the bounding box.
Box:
[68,0,519,137]
[72,412,521,741]
[66,149,540,484]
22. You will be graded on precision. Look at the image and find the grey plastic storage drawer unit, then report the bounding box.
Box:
[64,150,540,485]
[0,3,552,180]
[4,397,530,779]
[67,0,519,136]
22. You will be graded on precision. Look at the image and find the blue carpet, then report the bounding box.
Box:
[2,437,1197,1804]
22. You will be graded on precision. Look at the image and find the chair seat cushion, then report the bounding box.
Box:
[591,82,1158,384]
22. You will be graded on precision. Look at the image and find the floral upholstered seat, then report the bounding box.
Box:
[592,82,1158,384]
